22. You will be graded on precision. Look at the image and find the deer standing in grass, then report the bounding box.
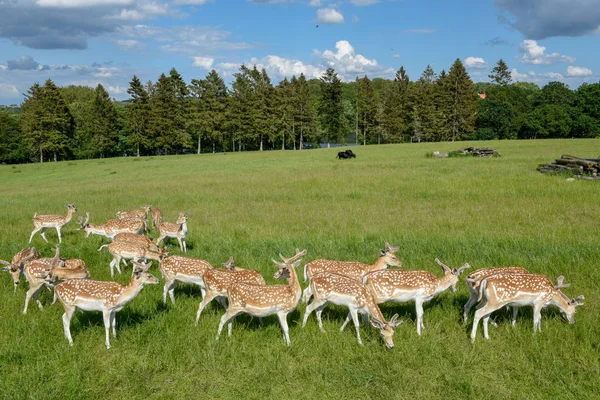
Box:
[363,259,470,335]
[151,208,163,231]
[302,271,402,348]
[98,241,168,277]
[156,213,188,252]
[113,233,159,252]
[20,246,62,314]
[216,249,307,346]
[195,256,266,325]
[463,266,529,326]
[55,260,159,349]
[302,242,402,303]
[470,274,584,342]
[1,247,40,293]
[159,254,214,304]
[29,204,77,244]
[116,205,151,232]
[78,212,145,240]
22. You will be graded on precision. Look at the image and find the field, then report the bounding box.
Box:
[0,139,599,399]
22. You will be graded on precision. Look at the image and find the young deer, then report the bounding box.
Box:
[1,247,40,293]
[216,249,307,346]
[151,208,163,231]
[21,245,63,314]
[116,205,152,220]
[363,259,471,335]
[195,256,266,325]
[156,213,188,252]
[29,204,77,244]
[78,212,145,239]
[302,242,402,303]
[302,272,402,348]
[113,232,159,253]
[47,259,91,304]
[471,274,584,342]
[55,260,159,349]
[159,254,214,304]
[98,241,168,277]
[463,266,529,325]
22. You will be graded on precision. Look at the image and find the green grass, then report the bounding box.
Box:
[0,139,599,399]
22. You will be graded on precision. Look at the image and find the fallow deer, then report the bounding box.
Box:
[302,271,402,348]
[195,256,266,325]
[159,254,214,304]
[216,249,307,346]
[156,213,188,252]
[113,232,159,253]
[55,260,159,349]
[362,259,471,335]
[47,259,91,304]
[302,242,402,303]
[470,274,584,342]
[21,245,63,314]
[29,204,77,244]
[116,205,151,233]
[0,247,40,293]
[463,266,529,326]
[78,212,145,240]
[151,208,163,231]
[98,241,168,277]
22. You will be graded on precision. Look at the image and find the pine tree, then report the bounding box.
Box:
[440,60,477,141]
[489,59,512,86]
[229,65,255,151]
[88,84,118,157]
[0,108,26,163]
[317,67,344,147]
[409,65,442,142]
[380,66,410,143]
[125,75,150,156]
[356,75,377,145]
[148,73,178,154]
[169,68,191,152]
[189,69,228,153]
[274,77,294,150]
[294,73,316,149]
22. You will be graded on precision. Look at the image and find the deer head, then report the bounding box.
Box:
[562,295,585,324]
[78,212,91,237]
[131,260,160,285]
[379,248,402,268]
[222,256,235,271]
[435,259,471,292]
[272,258,303,280]
[370,314,402,349]
[66,204,78,213]
[384,242,400,254]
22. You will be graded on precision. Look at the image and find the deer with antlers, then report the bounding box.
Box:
[195,256,266,325]
[116,205,151,233]
[302,271,402,348]
[463,266,529,326]
[362,259,470,335]
[98,241,168,277]
[470,274,584,342]
[20,245,63,314]
[1,247,40,293]
[55,260,159,349]
[113,232,159,252]
[78,212,145,240]
[302,242,402,303]
[29,204,77,244]
[216,249,307,346]
[151,208,163,231]
[159,254,214,304]
[156,213,188,252]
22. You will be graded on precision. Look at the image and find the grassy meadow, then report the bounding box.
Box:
[0,139,599,399]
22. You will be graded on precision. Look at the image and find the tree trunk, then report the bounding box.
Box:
[137,143,140,157]
[232,137,236,152]
[40,146,43,163]
[327,142,330,148]
[282,132,285,150]
[54,152,57,162]
[363,126,366,146]
[197,135,201,154]
[292,125,295,150]
[213,142,216,154]
[300,128,303,150]
[260,135,263,151]
[239,139,242,152]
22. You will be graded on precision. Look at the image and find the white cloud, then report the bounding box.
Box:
[92,67,119,78]
[116,39,144,51]
[192,56,215,69]
[349,0,379,5]
[308,0,322,6]
[464,57,488,69]
[174,0,211,4]
[519,40,574,65]
[510,68,565,83]
[392,54,400,59]
[105,84,127,96]
[316,8,344,24]
[37,0,133,7]
[0,65,7,70]
[0,83,19,97]
[567,66,593,77]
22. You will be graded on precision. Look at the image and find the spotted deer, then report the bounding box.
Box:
[55,260,159,349]
[156,213,188,252]
[78,212,145,240]
[195,256,266,325]
[47,259,91,304]
[302,271,402,348]
[363,259,471,335]
[216,249,307,346]
[302,242,402,303]
[159,254,214,304]
[151,208,163,231]
[470,274,584,342]
[21,245,63,314]
[29,204,77,244]
[98,241,168,277]
[463,266,529,326]
[116,205,151,232]
[113,232,159,252]
[1,247,40,293]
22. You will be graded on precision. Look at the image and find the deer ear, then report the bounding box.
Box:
[380,249,386,256]
[370,317,384,329]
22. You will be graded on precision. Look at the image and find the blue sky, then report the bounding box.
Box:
[0,0,599,105]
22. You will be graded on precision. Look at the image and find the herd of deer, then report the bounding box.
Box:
[0,204,585,349]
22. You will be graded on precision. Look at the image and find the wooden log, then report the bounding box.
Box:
[555,158,596,168]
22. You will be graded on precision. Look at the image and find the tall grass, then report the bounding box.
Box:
[0,139,599,399]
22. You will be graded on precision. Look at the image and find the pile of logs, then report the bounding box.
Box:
[538,155,600,181]
[433,147,501,158]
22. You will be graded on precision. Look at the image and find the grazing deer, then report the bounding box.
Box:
[21,245,63,314]
[78,212,145,239]
[98,241,168,277]
[29,204,77,244]
[216,249,307,346]
[55,260,159,349]
[302,242,402,303]
[470,274,584,342]
[113,232,159,252]
[195,256,266,325]
[47,259,91,304]
[159,254,214,304]
[463,266,529,326]
[302,271,402,348]
[363,259,471,335]
[151,208,163,231]
[156,213,188,252]
[116,205,151,233]
[0,247,40,293]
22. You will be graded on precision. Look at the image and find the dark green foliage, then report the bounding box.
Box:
[88,84,119,158]
[0,107,27,163]
[356,75,377,145]
[318,67,344,146]
[124,75,150,156]
[440,59,478,141]
[489,59,512,86]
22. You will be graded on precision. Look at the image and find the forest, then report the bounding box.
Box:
[1,59,599,163]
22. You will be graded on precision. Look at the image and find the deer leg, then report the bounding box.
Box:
[315,304,328,333]
[463,292,478,324]
[23,284,43,314]
[156,235,165,246]
[277,311,291,346]
[511,306,519,328]
[471,303,501,342]
[29,227,42,243]
[415,300,424,335]
[340,312,352,332]
[195,291,218,326]
[62,306,76,346]
[533,304,542,333]
[103,310,112,349]
[168,281,178,305]
[40,228,49,243]
[163,280,173,304]
[56,227,62,244]
[216,308,242,341]
[349,308,363,345]
[110,312,117,338]
[302,285,312,303]
[109,259,116,277]
[302,299,325,328]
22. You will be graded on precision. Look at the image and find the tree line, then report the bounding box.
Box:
[1,59,599,163]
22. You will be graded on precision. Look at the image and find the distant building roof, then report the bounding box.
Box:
[478,93,487,100]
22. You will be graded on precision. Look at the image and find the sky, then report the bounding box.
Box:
[0,0,599,105]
